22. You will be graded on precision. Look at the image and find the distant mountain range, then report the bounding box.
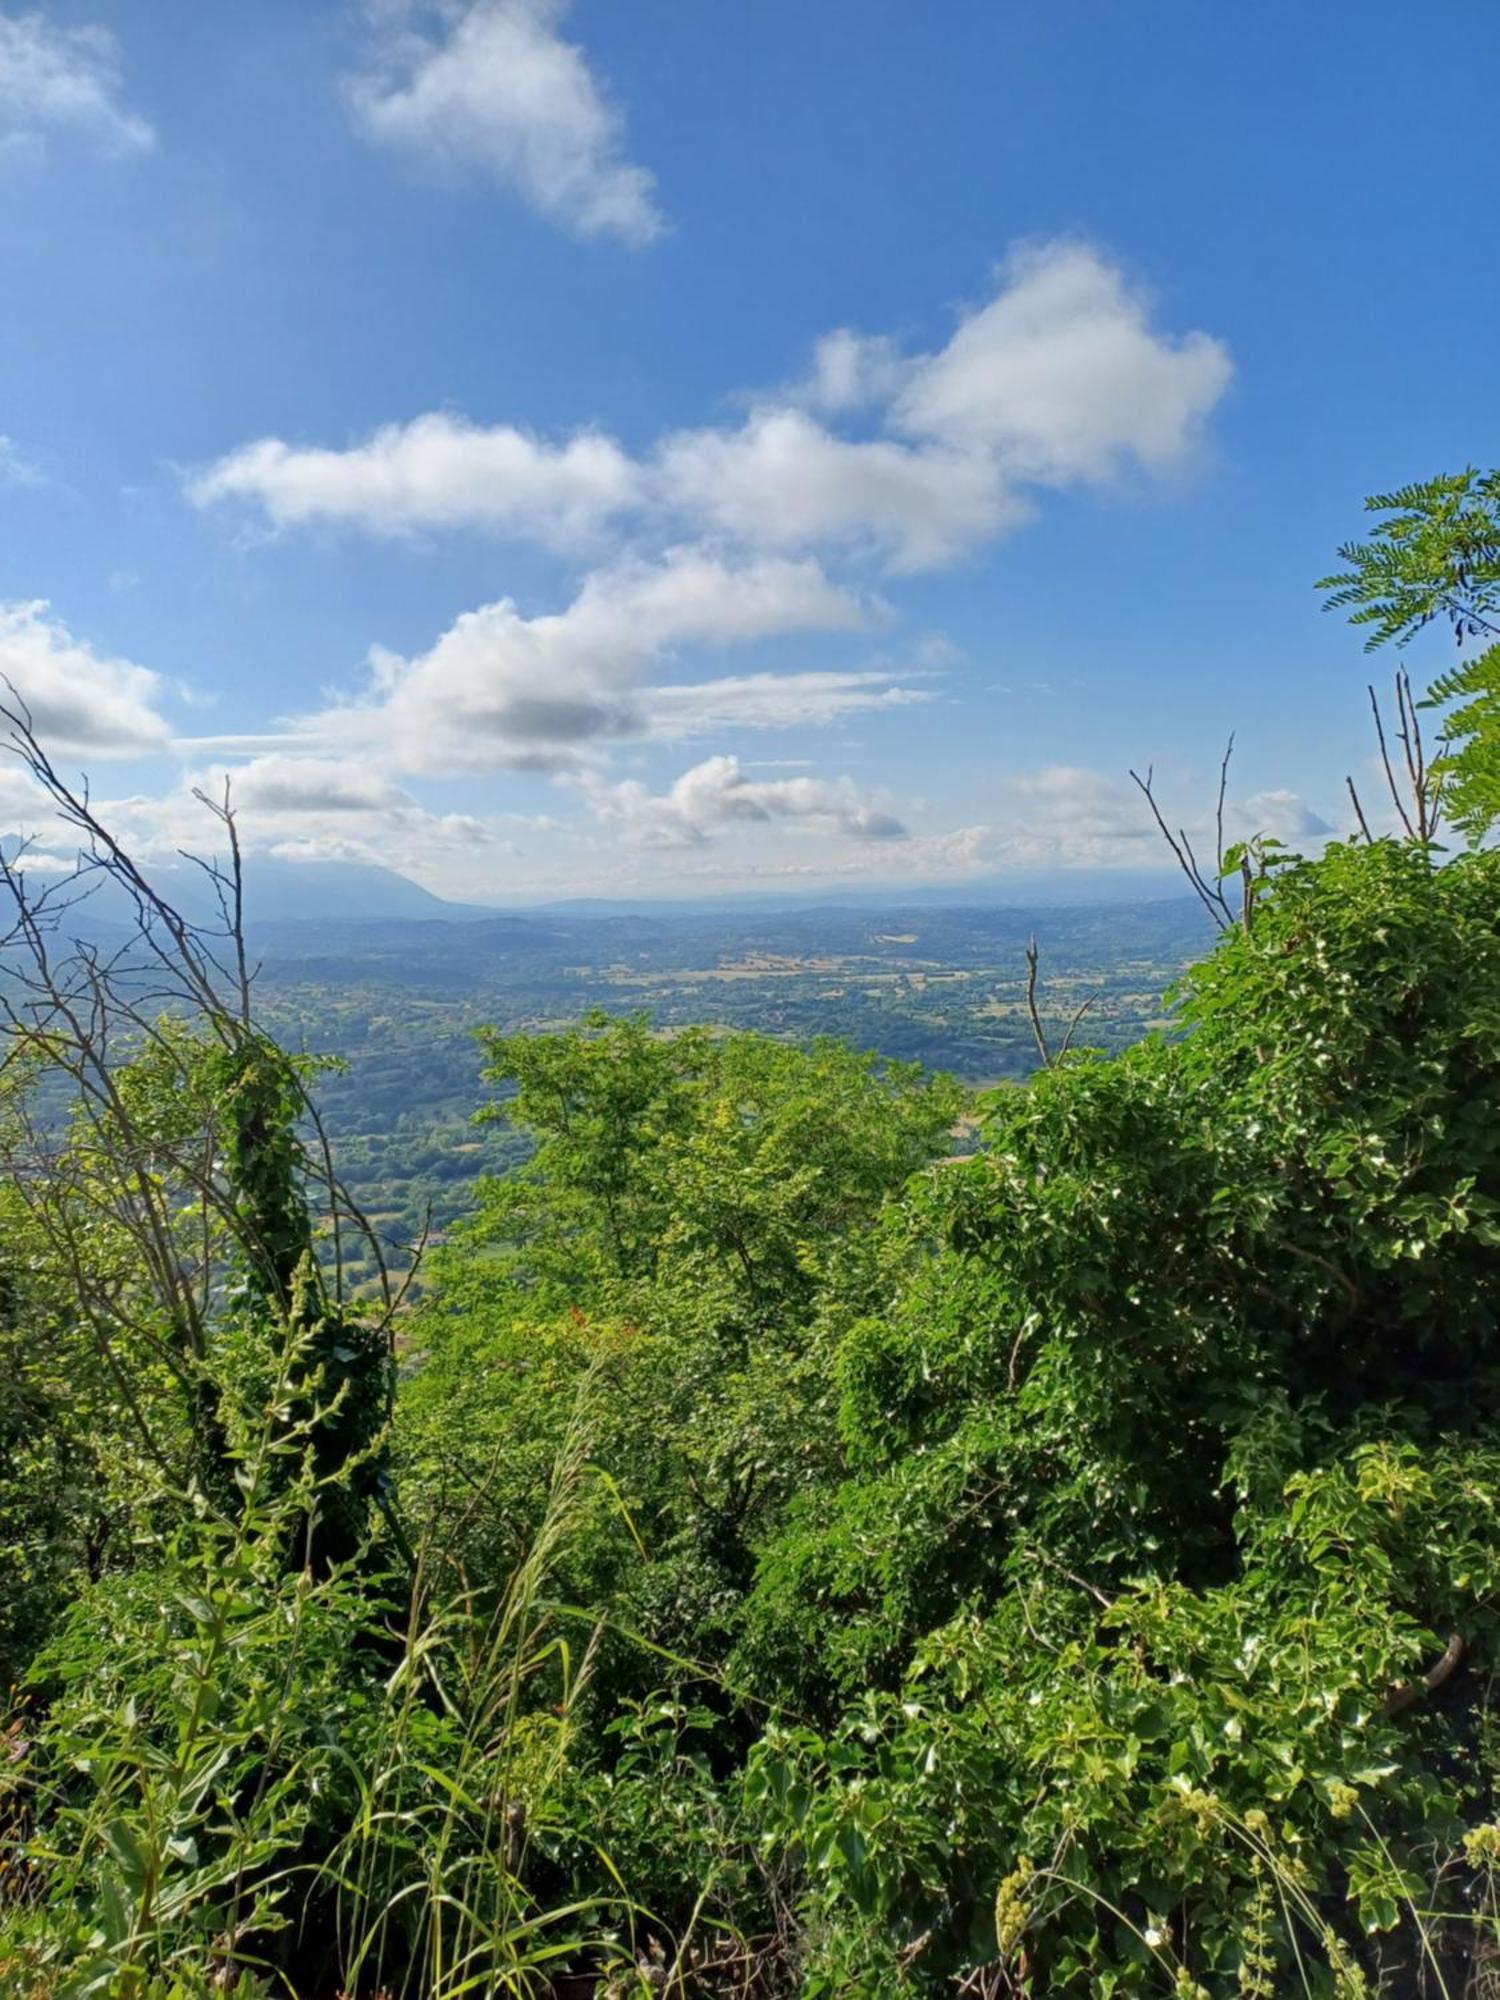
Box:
[4,846,1190,933]
[1,851,489,935]
[234,858,1189,925]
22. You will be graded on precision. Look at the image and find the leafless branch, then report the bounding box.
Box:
[1214,733,1234,879]
[1024,935,1051,1067]
[1128,763,1235,931]
[1367,681,1416,840]
[1345,775,1374,843]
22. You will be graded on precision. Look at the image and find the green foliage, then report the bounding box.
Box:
[752,1432,1500,1994]
[3,1332,622,2000]
[729,840,1500,1988]
[1428,640,1500,843]
[399,1020,963,1701]
[1319,466,1500,651]
[1321,465,1500,850]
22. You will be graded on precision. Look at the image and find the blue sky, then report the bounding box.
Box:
[0,0,1496,901]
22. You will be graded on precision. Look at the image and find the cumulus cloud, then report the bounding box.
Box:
[655,409,1018,572]
[0,600,172,755]
[193,240,1229,574]
[576,753,906,848]
[1238,788,1332,843]
[894,241,1232,483]
[0,11,154,161]
[187,412,640,544]
[226,755,429,819]
[83,756,500,885]
[0,759,53,830]
[295,550,865,773]
[347,0,664,245]
[168,239,1238,894]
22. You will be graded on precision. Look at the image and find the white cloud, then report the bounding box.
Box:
[796,328,909,414]
[656,408,1017,572]
[999,764,1163,865]
[347,0,663,245]
[0,759,52,827]
[894,241,1232,484]
[576,753,906,848]
[86,756,501,885]
[0,600,172,755]
[642,668,930,738]
[1238,788,1331,844]
[0,11,153,160]
[227,755,427,819]
[192,239,1230,576]
[967,766,1331,873]
[188,412,640,544]
[295,549,865,773]
[164,239,1240,897]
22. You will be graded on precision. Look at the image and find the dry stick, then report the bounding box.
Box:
[1128,765,1233,930]
[1024,935,1051,1066]
[10,702,399,1320]
[1394,669,1427,842]
[1397,665,1445,846]
[1397,670,1422,794]
[0,690,225,1027]
[1214,732,1235,880]
[0,866,209,1361]
[191,779,253,1024]
[1056,995,1095,1061]
[1346,775,1374,843]
[1367,682,1416,840]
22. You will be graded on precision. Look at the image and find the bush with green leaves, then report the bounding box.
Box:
[727,837,1500,1991]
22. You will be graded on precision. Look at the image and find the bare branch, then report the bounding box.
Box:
[1214,733,1235,880]
[1056,995,1095,1060]
[1367,682,1416,840]
[1345,775,1374,843]
[1128,764,1234,931]
[1024,935,1051,1067]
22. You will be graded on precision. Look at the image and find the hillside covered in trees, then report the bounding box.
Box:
[4,473,1500,1996]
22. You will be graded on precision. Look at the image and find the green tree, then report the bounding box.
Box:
[399,1020,963,1694]
[1322,465,1500,843]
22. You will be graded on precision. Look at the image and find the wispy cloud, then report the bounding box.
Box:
[0,435,44,487]
[0,10,154,162]
[346,0,664,245]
